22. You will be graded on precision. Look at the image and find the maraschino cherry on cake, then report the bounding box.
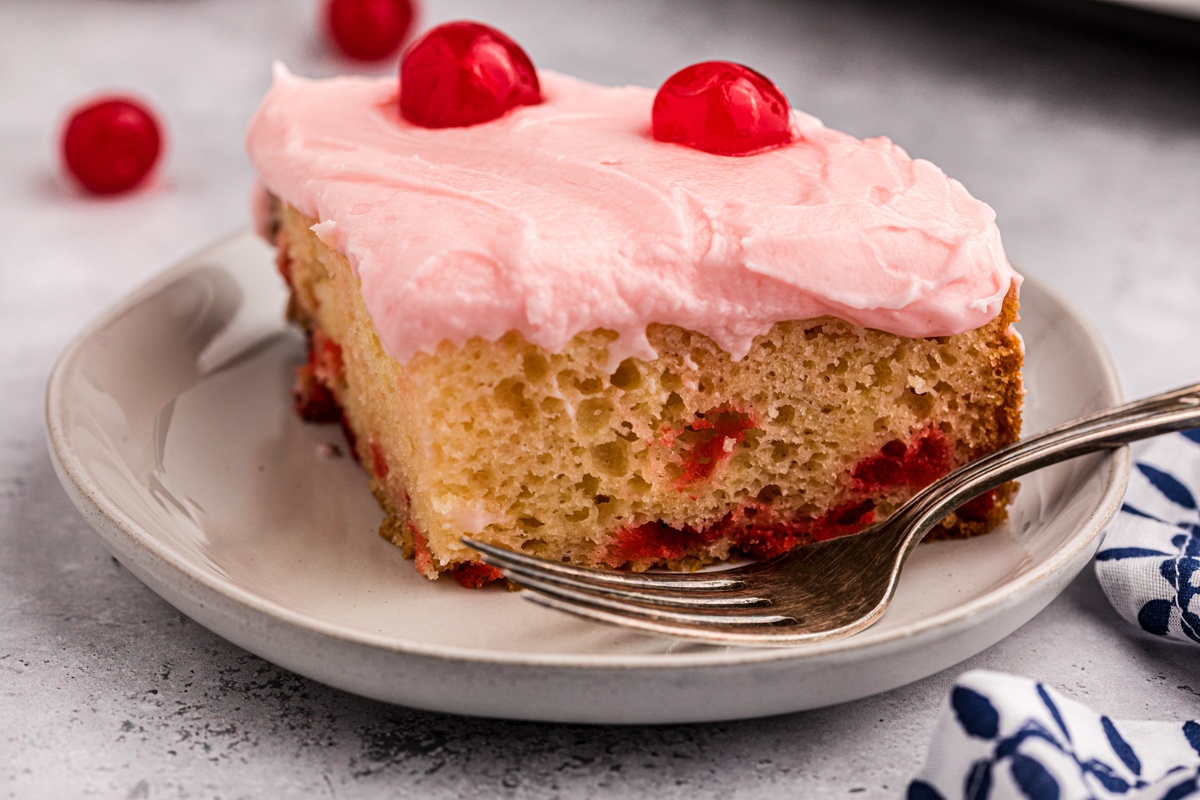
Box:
[246,21,1024,588]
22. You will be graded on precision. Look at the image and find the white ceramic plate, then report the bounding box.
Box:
[46,231,1127,724]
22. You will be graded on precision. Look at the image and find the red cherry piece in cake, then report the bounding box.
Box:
[326,0,413,61]
[652,61,792,156]
[399,21,541,128]
[851,430,953,492]
[61,97,162,195]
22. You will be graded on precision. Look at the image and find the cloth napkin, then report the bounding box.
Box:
[1095,430,1200,643]
[909,670,1200,800]
[909,431,1200,799]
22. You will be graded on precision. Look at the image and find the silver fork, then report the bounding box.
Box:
[464,383,1200,647]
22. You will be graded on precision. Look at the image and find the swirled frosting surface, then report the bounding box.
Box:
[247,63,1020,366]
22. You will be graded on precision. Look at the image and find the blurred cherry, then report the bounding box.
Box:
[61,97,162,195]
[326,0,414,61]
[652,61,792,156]
[399,21,540,128]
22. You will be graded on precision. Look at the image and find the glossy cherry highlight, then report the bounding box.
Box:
[61,97,162,195]
[326,0,413,61]
[652,61,792,156]
[399,21,540,129]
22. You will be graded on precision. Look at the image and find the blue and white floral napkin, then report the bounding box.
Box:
[909,431,1200,799]
[909,670,1200,800]
[1095,430,1200,644]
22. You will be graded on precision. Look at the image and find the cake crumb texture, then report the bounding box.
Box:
[276,202,1023,582]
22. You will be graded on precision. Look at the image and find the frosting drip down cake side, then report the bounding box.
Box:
[248,60,1024,588]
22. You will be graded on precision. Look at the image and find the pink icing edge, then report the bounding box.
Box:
[247,63,1021,368]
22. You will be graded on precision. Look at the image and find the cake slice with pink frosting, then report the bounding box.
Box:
[247,24,1022,587]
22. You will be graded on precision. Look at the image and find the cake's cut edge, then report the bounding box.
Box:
[272,198,1024,587]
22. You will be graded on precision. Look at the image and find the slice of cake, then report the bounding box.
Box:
[246,32,1022,588]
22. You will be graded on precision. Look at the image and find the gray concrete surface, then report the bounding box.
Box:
[3,0,1200,796]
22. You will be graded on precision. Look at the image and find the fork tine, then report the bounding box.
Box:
[522,592,796,645]
[498,560,771,609]
[510,571,794,628]
[523,591,875,647]
[463,537,746,590]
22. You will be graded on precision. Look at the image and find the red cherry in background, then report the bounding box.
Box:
[652,61,792,156]
[326,0,414,61]
[61,97,162,195]
[400,21,541,129]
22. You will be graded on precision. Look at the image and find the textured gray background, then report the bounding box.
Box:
[3,0,1200,797]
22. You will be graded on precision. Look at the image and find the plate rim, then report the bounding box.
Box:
[45,229,1130,671]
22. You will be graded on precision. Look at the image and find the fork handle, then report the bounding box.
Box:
[897,381,1200,552]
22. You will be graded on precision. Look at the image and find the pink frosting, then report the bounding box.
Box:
[247,63,1020,367]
